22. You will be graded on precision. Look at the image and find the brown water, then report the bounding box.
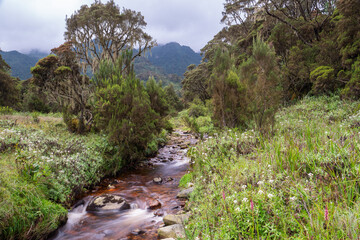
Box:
[49,131,196,240]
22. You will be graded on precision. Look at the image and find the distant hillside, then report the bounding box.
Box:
[0,42,201,84]
[134,56,182,90]
[0,50,48,80]
[146,42,202,76]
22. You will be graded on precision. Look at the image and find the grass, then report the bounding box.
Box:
[184,95,360,239]
[0,113,122,239]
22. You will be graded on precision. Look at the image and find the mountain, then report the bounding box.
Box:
[0,42,201,85]
[146,42,202,77]
[0,50,48,80]
[134,56,182,89]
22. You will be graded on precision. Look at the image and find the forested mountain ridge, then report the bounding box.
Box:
[0,42,201,82]
[0,50,48,80]
[146,42,202,76]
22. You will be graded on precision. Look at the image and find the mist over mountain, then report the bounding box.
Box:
[0,50,48,80]
[0,42,201,86]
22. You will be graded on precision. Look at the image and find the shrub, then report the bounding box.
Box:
[0,106,14,115]
[94,74,160,165]
[310,66,338,94]
[341,58,360,99]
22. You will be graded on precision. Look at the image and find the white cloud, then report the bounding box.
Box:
[0,0,224,53]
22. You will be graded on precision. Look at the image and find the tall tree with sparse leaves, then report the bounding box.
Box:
[65,0,156,74]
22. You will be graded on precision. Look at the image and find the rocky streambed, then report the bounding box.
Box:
[49,130,196,240]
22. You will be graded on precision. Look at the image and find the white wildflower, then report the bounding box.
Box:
[257,181,264,186]
[290,196,296,202]
[241,185,247,190]
[267,193,274,198]
[258,190,264,195]
[242,197,248,203]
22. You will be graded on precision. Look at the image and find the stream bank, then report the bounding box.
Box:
[49,130,196,240]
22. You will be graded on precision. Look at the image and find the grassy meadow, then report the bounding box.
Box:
[184,95,360,239]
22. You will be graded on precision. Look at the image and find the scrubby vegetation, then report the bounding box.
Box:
[184,96,360,239]
[0,117,113,238]
[1,0,360,239]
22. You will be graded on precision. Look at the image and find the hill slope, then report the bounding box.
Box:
[0,50,47,80]
[146,42,202,76]
[0,42,201,84]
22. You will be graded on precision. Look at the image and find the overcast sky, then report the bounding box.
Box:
[0,0,224,54]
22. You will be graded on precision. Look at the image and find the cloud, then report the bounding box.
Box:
[0,0,224,53]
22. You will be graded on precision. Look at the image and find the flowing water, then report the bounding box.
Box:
[49,131,196,240]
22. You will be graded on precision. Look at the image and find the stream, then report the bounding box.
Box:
[49,130,196,240]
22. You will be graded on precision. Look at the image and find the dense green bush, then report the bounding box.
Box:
[310,66,337,94]
[95,77,159,164]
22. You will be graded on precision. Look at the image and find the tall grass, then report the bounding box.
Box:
[185,96,360,239]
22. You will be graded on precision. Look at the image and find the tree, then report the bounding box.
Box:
[239,36,282,131]
[94,58,159,165]
[0,54,20,108]
[222,0,336,45]
[31,42,92,132]
[145,78,169,117]
[65,0,156,74]
[211,48,246,128]
[182,63,211,103]
[164,84,183,111]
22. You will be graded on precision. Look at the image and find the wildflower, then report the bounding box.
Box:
[290,196,296,202]
[234,200,238,204]
[267,193,274,198]
[235,207,240,212]
[250,199,254,211]
[257,181,264,186]
[269,179,274,184]
[241,185,247,190]
[325,206,329,221]
[222,191,226,200]
[308,173,313,178]
[242,197,248,203]
[258,190,264,195]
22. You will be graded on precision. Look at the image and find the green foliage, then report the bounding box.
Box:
[185,96,360,239]
[182,62,211,103]
[209,37,281,132]
[211,48,246,128]
[341,58,360,99]
[146,77,169,117]
[179,172,193,188]
[54,66,72,75]
[310,66,337,94]
[94,58,161,165]
[188,98,207,118]
[0,115,120,239]
[0,56,20,108]
[146,42,202,77]
[31,111,40,123]
[164,83,183,112]
[31,43,92,133]
[0,50,47,80]
[0,106,14,115]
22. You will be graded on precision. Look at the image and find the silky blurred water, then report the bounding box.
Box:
[49,131,196,240]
